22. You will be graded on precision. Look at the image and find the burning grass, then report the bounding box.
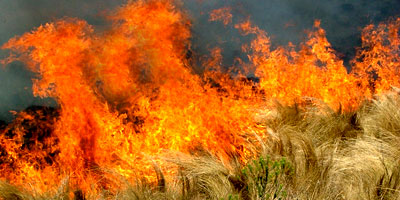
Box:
[3,91,400,199]
[2,0,400,199]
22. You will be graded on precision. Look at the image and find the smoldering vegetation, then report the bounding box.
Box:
[2,90,400,199]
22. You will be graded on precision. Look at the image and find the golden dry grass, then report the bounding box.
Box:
[3,91,400,200]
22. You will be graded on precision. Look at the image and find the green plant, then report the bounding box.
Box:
[240,156,293,200]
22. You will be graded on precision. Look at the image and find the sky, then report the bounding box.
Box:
[0,0,399,121]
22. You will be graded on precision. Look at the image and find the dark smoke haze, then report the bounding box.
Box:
[0,0,399,121]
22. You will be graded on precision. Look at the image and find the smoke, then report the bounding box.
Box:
[184,0,400,67]
[0,0,399,121]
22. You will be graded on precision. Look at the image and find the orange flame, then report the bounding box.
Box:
[236,19,369,111]
[209,7,233,26]
[1,0,400,194]
[351,18,400,94]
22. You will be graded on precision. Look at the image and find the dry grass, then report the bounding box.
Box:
[3,91,400,200]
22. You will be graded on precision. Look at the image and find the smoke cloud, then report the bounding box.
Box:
[1,0,399,121]
[184,0,400,67]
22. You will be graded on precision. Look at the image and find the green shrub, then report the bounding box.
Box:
[238,156,293,200]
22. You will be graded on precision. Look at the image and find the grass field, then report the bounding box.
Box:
[2,90,400,200]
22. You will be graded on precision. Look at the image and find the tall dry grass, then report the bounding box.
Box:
[3,90,400,200]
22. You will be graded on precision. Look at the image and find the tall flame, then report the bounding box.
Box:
[1,0,400,194]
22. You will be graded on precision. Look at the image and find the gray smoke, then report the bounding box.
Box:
[184,0,400,68]
[0,0,399,121]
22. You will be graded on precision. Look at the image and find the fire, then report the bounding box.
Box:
[235,19,370,111]
[209,7,232,26]
[351,18,400,94]
[1,0,400,194]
